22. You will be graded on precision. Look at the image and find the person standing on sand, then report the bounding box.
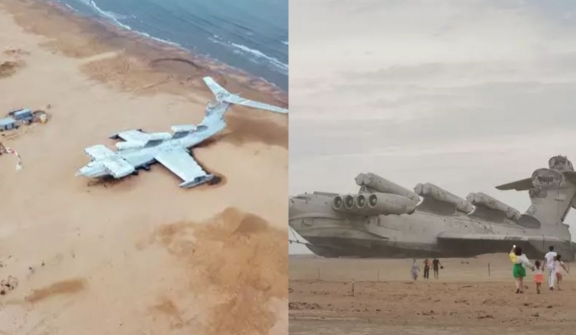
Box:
[554,254,569,291]
[432,258,442,279]
[411,259,420,281]
[544,246,558,290]
[510,245,535,294]
[534,260,544,294]
[423,258,430,279]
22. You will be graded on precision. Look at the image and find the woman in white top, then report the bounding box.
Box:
[510,246,535,294]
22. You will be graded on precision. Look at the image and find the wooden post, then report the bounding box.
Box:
[351,278,355,297]
[488,263,491,277]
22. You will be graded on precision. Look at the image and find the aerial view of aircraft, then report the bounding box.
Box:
[289,155,576,260]
[76,76,288,188]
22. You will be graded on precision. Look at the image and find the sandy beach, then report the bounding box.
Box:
[290,255,576,334]
[0,1,288,334]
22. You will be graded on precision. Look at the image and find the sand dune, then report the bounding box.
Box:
[0,1,287,334]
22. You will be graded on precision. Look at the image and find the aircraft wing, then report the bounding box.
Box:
[101,156,136,178]
[495,178,533,191]
[110,129,149,143]
[437,232,564,242]
[85,145,116,161]
[224,95,288,114]
[154,147,213,188]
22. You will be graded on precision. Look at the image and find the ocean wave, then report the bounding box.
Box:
[282,41,288,45]
[210,35,288,75]
[76,0,182,47]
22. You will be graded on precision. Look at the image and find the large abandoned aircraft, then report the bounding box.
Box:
[289,155,576,261]
[76,76,287,188]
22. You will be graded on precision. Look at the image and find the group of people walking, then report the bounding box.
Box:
[510,245,569,294]
[411,258,443,280]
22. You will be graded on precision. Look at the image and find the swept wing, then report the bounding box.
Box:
[102,156,136,178]
[154,147,213,188]
[85,145,115,161]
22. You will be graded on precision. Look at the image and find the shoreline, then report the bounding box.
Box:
[1,0,288,106]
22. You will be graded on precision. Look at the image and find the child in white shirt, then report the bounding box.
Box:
[554,254,569,291]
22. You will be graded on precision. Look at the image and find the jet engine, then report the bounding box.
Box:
[414,183,474,214]
[466,192,521,220]
[332,192,417,216]
[355,172,420,202]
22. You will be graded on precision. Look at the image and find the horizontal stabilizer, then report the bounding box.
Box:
[438,232,564,243]
[224,95,288,114]
[495,178,533,191]
[202,76,288,114]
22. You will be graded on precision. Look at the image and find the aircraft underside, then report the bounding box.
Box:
[302,236,576,261]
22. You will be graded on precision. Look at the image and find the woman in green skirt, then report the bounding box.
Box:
[510,246,535,294]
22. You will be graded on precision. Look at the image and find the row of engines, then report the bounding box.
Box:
[332,192,418,216]
[332,172,521,220]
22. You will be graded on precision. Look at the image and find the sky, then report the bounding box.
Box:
[289,0,576,254]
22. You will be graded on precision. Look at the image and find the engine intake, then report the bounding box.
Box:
[332,192,417,216]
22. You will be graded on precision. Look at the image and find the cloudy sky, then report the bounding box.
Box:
[289,0,576,254]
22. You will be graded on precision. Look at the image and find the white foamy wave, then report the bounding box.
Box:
[231,43,288,74]
[88,0,133,31]
[65,4,79,13]
[210,35,287,75]
[76,0,181,48]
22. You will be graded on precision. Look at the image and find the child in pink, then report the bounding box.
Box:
[534,260,543,294]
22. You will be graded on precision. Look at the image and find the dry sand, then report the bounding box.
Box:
[0,1,287,334]
[290,254,576,334]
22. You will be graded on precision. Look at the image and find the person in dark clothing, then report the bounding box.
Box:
[432,258,442,279]
[423,258,431,279]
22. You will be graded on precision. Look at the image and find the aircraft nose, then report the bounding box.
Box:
[289,197,302,219]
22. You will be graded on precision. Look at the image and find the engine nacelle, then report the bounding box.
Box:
[365,192,417,215]
[466,192,521,220]
[355,172,420,202]
[414,183,474,214]
[332,194,361,214]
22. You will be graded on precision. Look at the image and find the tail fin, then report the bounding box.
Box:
[203,76,231,101]
[496,156,576,226]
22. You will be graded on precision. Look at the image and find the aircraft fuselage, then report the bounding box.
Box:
[289,193,575,260]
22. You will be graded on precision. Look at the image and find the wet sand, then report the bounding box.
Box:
[0,1,287,334]
[290,255,576,334]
